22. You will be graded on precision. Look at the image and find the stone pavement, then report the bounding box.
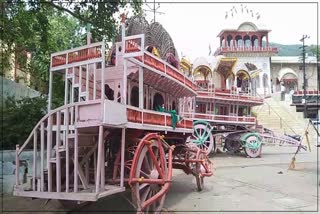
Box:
[1,146,318,213]
[165,146,318,213]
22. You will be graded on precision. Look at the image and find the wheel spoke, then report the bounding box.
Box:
[142,156,151,173]
[133,135,167,214]
[147,145,164,178]
[140,185,151,203]
[140,169,150,178]
[146,152,153,170]
[139,183,149,191]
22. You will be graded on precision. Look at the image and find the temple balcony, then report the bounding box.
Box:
[196,88,264,106]
[214,46,278,56]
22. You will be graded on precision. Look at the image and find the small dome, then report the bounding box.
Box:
[192,57,212,79]
[237,22,258,31]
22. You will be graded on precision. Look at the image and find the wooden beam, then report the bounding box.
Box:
[32,129,37,191]
[40,122,44,191]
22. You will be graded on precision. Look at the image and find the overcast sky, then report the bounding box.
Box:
[141,1,318,61]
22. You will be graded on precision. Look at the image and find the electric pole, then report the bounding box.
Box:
[144,0,165,23]
[300,34,310,118]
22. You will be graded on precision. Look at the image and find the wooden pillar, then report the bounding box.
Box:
[40,122,44,191]
[32,130,37,191]
[47,115,52,192]
[74,128,79,192]
[120,128,125,187]
[139,66,143,109]
[65,107,69,192]
[56,111,61,192]
[95,125,103,193]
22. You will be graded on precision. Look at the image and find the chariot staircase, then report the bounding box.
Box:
[13,103,125,202]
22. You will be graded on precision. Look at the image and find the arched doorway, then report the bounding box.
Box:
[130,86,139,107]
[277,68,298,93]
[236,70,250,93]
[153,93,164,110]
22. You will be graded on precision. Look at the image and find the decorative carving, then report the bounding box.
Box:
[244,62,257,71]
[116,15,179,61]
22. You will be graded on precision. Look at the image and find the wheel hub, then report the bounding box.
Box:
[150,169,159,179]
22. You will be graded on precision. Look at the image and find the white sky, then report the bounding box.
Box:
[141,1,318,61]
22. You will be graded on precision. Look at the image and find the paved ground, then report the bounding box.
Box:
[1,145,318,213]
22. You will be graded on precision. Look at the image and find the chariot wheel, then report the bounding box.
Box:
[195,152,205,191]
[241,133,262,158]
[224,139,241,153]
[130,133,169,213]
[191,122,215,155]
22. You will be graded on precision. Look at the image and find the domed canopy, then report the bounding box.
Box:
[192,57,212,79]
[180,57,191,69]
[213,57,237,79]
[116,15,179,61]
[237,22,258,31]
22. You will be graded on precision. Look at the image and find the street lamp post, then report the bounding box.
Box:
[300,34,310,118]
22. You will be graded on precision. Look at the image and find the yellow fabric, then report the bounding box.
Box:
[152,47,160,58]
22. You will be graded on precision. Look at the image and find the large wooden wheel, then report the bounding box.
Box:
[129,133,171,214]
[190,122,215,155]
[195,151,205,191]
[241,133,262,158]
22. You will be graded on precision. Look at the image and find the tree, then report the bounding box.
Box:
[0,1,143,149]
[1,0,143,96]
[1,96,47,150]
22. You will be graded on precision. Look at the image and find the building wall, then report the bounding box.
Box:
[233,56,272,96]
[2,45,32,87]
[270,62,318,92]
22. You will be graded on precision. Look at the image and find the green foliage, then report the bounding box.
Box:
[308,45,319,59]
[1,0,143,96]
[1,96,47,150]
[268,42,318,56]
[1,1,143,149]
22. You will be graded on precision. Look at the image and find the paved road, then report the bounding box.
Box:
[2,145,318,213]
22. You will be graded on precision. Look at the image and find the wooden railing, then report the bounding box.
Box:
[197,90,264,103]
[215,46,278,55]
[15,100,101,194]
[182,112,256,124]
[293,90,320,96]
[51,42,103,67]
[127,106,193,129]
[124,37,197,93]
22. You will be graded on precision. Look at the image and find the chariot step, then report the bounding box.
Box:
[13,185,125,202]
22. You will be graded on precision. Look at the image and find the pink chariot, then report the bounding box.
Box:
[13,16,213,213]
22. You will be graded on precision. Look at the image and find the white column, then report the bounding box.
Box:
[48,71,53,111]
[139,66,143,109]
[120,128,126,187]
[123,60,127,105]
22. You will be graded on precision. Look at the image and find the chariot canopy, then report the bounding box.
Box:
[114,15,179,61]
